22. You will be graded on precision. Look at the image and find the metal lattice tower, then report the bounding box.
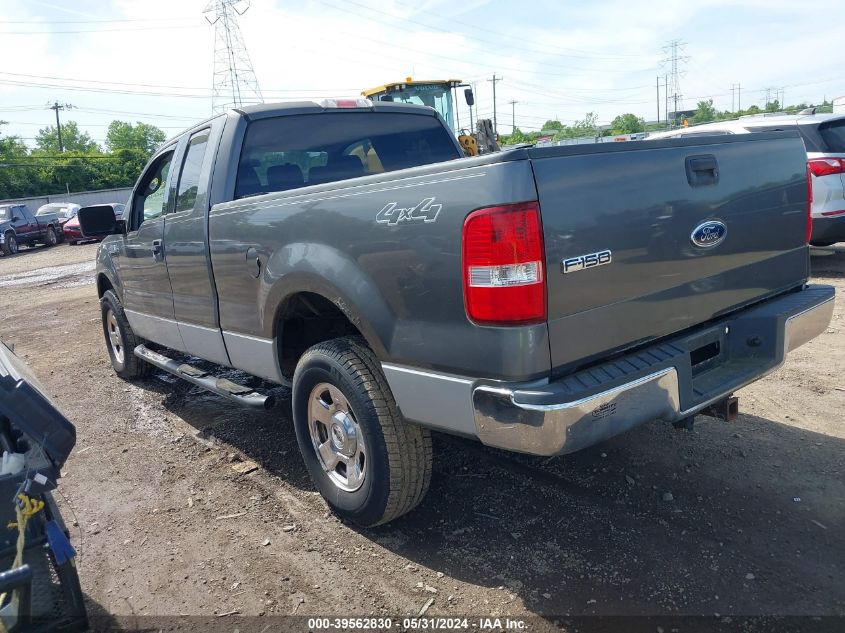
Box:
[204,0,263,114]
[662,39,688,124]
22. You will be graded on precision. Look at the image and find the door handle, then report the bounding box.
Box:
[685,154,719,187]
[151,239,163,261]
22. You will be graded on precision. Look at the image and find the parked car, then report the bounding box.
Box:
[79,99,833,526]
[0,203,62,255]
[648,112,845,246]
[36,202,81,228]
[63,203,124,245]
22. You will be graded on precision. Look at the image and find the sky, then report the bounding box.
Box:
[1,0,844,148]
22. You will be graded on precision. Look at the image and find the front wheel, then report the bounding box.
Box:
[292,336,432,527]
[100,290,151,379]
[44,227,57,247]
[1,233,18,256]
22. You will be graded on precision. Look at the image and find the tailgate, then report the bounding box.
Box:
[529,132,810,373]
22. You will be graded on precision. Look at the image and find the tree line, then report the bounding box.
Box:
[498,99,835,146]
[0,120,166,200]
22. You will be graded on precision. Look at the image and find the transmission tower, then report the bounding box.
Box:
[204,0,263,114]
[662,39,688,125]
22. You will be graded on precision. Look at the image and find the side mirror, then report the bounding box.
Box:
[464,88,475,107]
[11,216,20,222]
[78,205,124,238]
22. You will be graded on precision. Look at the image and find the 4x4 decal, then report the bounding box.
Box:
[375,197,442,226]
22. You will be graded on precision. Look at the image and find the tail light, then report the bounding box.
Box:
[806,163,813,243]
[462,201,546,325]
[807,157,845,177]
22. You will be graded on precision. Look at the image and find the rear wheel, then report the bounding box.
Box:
[1,233,18,256]
[292,336,432,527]
[100,290,151,379]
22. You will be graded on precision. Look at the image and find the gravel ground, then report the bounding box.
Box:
[0,240,843,626]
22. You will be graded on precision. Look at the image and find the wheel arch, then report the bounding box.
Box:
[272,282,390,382]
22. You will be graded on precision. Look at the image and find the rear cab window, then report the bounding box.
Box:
[235,112,460,199]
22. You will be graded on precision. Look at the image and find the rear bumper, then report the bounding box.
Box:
[811,214,845,245]
[384,285,835,457]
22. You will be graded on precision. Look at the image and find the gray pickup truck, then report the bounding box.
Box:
[0,204,62,255]
[78,99,834,526]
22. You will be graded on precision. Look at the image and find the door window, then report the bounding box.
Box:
[131,150,174,229]
[175,130,210,213]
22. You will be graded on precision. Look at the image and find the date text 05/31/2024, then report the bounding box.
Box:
[307,617,527,630]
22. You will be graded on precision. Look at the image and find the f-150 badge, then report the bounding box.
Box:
[561,249,612,274]
[376,197,442,225]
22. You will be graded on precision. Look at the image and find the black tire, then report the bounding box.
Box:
[43,226,57,247]
[292,336,432,527]
[810,241,834,248]
[68,240,77,246]
[1,232,18,256]
[100,290,152,379]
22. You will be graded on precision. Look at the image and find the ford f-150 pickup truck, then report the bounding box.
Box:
[0,204,62,255]
[78,99,835,526]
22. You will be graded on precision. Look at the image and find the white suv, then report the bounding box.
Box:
[650,113,845,246]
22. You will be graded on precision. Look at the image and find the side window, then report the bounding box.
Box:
[175,130,210,213]
[131,150,174,229]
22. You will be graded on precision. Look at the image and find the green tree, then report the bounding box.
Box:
[765,99,781,113]
[34,121,99,153]
[541,119,564,132]
[0,122,41,199]
[572,112,599,137]
[105,120,166,156]
[609,113,645,134]
[692,99,717,124]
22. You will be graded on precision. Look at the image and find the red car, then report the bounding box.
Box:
[64,203,124,244]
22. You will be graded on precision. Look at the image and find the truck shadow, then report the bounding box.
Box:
[141,370,845,619]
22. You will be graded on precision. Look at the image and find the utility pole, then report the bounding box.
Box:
[737,83,741,112]
[664,73,669,127]
[656,76,661,125]
[508,99,518,132]
[204,0,263,114]
[488,74,503,134]
[47,101,72,153]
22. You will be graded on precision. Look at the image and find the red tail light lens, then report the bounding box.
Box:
[807,157,845,177]
[462,201,546,325]
[806,163,813,243]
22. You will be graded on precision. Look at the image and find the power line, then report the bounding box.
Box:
[0,24,206,35]
[311,0,659,76]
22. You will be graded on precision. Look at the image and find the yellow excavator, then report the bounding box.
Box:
[362,78,496,156]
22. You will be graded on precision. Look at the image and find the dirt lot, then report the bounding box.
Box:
[0,241,843,626]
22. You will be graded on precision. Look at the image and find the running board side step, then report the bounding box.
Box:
[134,344,275,410]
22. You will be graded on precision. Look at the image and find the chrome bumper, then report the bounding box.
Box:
[471,285,835,456]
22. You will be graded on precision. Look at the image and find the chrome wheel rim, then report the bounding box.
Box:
[47,229,56,245]
[106,309,124,364]
[8,236,17,254]
[308,382,366,492]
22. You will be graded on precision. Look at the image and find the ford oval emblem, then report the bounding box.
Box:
[690,220,727,248]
